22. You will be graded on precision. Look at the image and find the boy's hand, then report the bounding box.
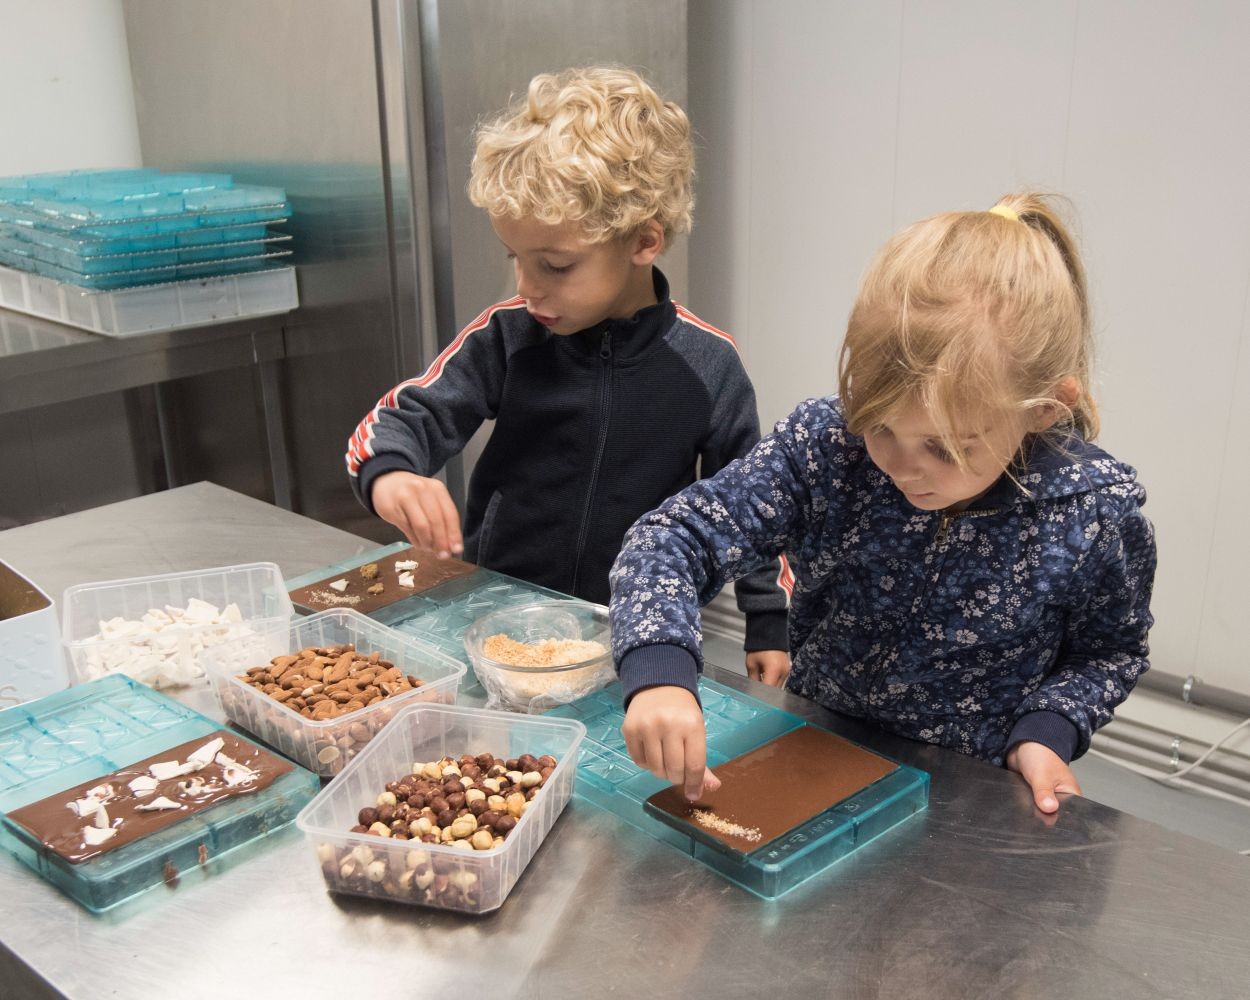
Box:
[623,686,721,801]
[746,649,790,687]
[1006,741,1082,814]
[370,471,464,558]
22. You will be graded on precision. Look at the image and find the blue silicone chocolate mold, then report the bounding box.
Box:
[0,674,319,914]
[545,678,929,900]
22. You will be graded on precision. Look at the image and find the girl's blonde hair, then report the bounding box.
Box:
[838,193,1098,470]
[467,66,694,245]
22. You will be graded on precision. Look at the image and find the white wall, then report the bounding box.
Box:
[0,0,141,175]
[689,0,1250,704]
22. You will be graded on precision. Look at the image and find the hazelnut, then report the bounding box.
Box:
[505,792,526,818]
[493,814,517,835]
[475,753,495,769]
[449,870,479,891]
[406,848,429,870]
[465,788,486,804]
[410,816,433,837]
[376,791,397,807]
[449,814,478,839]
[368,821,393,837]
[461,764,481,779]
[506,759,520,772]
[366,860,388,883]
[422,762,443,780]
[357,806,379,827]
[468,800,488,818]
[520,771,543,789]
[339,859,358,879]
[441,764,462,779]
[378,804,396,824]
[436,809,457,829]
[409,793,427,810]
[492,836,504,849]
[538,755,557,769]
[471,829,494,851]
[350,844,375,866]
[350,824,368,834]
[415,868,435,890]
[481,777,501,794]
[446,792,466,811]
[390,819,408,835]
[450,839,474,851]
[539,766,555,781]
[487,795,507,812]
[506,770,523,785]
[430,796,449,815]
[488,764,507,778]
[395,782,414,800]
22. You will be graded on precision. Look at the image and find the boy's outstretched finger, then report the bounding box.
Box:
[400,498,434,550]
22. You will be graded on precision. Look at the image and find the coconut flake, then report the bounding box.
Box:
[135,796,183,812]
[187,737,225,767]
[328,579,349,593]
[83,825,117,846]
[93,806,111,829]
[397,571,416,589]
[149,760,185,780]
[394,560,418,572]
[128,775,159,796]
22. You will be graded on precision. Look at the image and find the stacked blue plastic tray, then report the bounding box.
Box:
[0,674,319,913]
[0,168,292,290]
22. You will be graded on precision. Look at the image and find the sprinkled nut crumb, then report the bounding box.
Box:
[308,589,362,606]
[360,563,380,580]
[483,635,607,667]
[691,808,762,843]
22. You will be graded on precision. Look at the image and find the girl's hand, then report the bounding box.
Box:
[371,471,464,558]
[623,686,721,801]
[1006,741,1083,814]
[745,649,791,687]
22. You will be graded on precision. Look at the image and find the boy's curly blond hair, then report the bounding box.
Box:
[468,66,694,245]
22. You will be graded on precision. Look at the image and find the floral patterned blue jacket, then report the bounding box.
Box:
[609,396,1156,764]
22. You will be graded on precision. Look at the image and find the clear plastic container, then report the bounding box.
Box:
[0,560,67,707]
[462,601,615,713]
[205,609,467,777]
[295,703,585,914]
[61,563,293,690]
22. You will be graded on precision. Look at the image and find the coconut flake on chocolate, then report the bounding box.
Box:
[329,579,349,592]
[149,760,185,781]
[127,775,159,796]
[397,571,416,589]
[187,737,225,768]
[135,796,183,812]
[82,825,117,846]
[394,559,418,572]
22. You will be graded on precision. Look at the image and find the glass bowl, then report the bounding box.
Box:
[463,601,613,712]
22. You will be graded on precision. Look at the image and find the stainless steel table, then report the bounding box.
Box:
[0,308,293,508]
[1,483,1248,1000]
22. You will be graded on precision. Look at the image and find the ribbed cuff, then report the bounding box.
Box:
[358,455,421,515]
[744,610,789,653]
[618,644,700,708]
[1006,711,1079,764]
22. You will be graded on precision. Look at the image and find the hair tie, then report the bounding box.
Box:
[988,205,1019,222]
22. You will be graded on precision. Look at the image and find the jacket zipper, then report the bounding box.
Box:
[570,330,613,595]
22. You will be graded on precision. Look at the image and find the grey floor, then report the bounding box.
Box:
[705,633,1249,858]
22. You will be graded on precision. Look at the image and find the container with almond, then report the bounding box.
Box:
[204,609,466,777]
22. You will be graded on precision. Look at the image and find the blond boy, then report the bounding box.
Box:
[348,67,789,679]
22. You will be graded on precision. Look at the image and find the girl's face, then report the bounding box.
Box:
[490,215,661,335]
[862,405,1026,512]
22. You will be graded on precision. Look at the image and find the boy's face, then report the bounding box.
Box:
[490,215,661,335]
[862,405,1026,513]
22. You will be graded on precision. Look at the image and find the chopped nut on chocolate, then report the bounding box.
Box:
[360,563,380,580]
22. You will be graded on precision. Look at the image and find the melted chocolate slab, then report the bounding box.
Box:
[288,546,477,615]
[7,731,293,863]
[647,726,898,853]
